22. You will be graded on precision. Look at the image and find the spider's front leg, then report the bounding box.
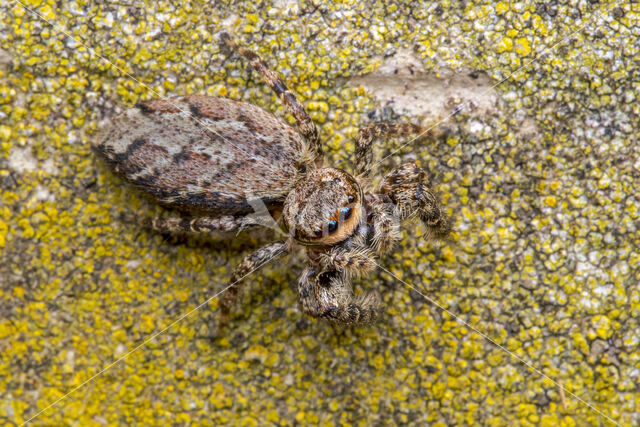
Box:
[353,121,450,178]
[298,267,380,325]
[379,162,452,240]
[354,122,422,176]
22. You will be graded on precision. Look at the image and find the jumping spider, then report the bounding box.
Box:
[93,34,452,334]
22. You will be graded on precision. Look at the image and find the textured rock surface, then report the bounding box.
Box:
[1,0,638,425]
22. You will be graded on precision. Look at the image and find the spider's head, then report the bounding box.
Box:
[282,168,363,246]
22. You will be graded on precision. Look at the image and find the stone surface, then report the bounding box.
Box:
[1,0,638,425]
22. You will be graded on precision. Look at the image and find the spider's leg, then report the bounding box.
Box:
[378,162,452,240]
[298,268,380,325]
[354,122,449,176]
[215,240,290,337]
[220,33,321,159]
[354,122,421,176]
[119,212,259,237]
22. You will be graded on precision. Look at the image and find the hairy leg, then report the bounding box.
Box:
[354,122,449,176]
[215,240,290,336]
[298,268,380,325]
[120,212,257,237]
[378,162,452,239]
[354,122,421,176]
[148,215,249,234]
[220,33,321,159]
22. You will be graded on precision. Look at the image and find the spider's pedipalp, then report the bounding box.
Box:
[317,247,376,277]
[366,199,401,255]
[298,268,380,325]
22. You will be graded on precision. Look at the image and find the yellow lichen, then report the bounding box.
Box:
[1,0,637,425]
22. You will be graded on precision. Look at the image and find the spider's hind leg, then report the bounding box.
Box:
[220,33,321,159]
[378,162,452,240]
[120,212,256,237]
[215,240,290,337]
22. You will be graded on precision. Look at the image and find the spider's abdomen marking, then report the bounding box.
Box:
[94,95,310,214]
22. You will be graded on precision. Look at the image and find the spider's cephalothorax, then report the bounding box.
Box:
[94,33,452,335]
[282,168,364,246]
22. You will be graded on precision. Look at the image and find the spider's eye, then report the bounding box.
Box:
[347,194,355,203]
[313,228,323,237]
[339,206,352,221]
[327,220,338,234]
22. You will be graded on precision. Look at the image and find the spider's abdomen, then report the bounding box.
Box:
[93,95,309,214]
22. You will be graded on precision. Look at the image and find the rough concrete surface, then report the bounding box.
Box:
[1,0,639,425]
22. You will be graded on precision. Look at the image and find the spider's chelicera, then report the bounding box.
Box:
[93,33,452,335]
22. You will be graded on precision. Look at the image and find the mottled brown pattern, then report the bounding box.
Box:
[95,96,311,214]
[137,98,183,114]
[95,35,451,335]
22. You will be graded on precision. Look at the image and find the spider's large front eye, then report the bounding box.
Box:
[327,220,338,234]
[339,206,352,221]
